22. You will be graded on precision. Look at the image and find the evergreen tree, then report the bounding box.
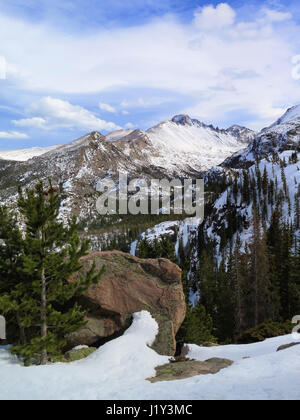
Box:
[247,208,273,327]
[262,166,268,198]
[289,240,300,316]
[0,182,104,365]
[198,251,217,320]
[230,237,245,336]
[242,170,250,205]
[176,303,215,348]
[267,208,295,320]
[0,207,26,343]
[215,258,236,342]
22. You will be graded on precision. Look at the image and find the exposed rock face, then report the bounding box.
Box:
[148,358,233,382]
[226,125,256,144]
[277,342,300,352]
[68,251,186,356]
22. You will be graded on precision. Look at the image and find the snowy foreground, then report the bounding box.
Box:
[0,311,299,400]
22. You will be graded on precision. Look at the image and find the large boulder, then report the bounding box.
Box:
[68,251,186,355]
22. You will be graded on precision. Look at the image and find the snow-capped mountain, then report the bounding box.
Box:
[269,104,300,128]
[0,115,249,222]
[223,105,300,168]
[124,107,300,291]
[105,129,134,142]
[0,108,297,230]
[226,125,257,144]
[0,145,61,162]
[144,115,247,173]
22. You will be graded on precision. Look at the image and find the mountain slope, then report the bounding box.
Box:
[0,115,249,222]
[269,104,300,128]
[226,125,257,144]
[223,106,300,168]
[145,115,247,173]
[204,150,300,258]
[0,145,61,162]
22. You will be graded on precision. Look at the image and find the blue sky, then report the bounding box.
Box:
[0,0,300,150]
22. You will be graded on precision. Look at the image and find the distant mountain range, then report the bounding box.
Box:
[0,107,298,229]
[0,114,252,169]
[0,114,253,221]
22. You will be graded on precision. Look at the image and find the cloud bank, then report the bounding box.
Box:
[0,2,300,132]
[0,131,29,139]
[13,97,121,131]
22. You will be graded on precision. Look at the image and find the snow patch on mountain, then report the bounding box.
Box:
[105,129,134,142]
[226,125,257,144]
[146,119,247,172]
[0,145,61,162]
[206,150,300,257]
[269,105,300,127]
[223,106,300,168]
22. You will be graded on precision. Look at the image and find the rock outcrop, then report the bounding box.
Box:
[148,358,234,383]
[277,342,300,352]
[68,251,186,356]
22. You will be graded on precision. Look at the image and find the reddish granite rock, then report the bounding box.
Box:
[68,251,186,355]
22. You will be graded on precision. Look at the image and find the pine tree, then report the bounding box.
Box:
[262,166,268,198]
[229,237,245,336]
[198,251,217,321]
[267,209,296,320]
[289,239,300,317]
[295,187,300,230]
[176,303,215,347]
[0,182,104,365]
[255,162,262,198]
[0,207,26,344]
[247,208,273,326]
[242,170,250,205]
[160,236,176,263]
[281,164,288,197]
[215,258,236,342]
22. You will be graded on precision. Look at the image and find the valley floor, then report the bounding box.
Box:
[0,311,299,400]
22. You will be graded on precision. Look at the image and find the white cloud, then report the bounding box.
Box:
[13,117,47,129]
[0,4,300,129]
[13,97,121,132]
[124,122,135,129]
[99,102,116,113]
[262,8,292,23]
[0,131,29,139]
[194,3,236,30]
[121,97,173,109]
[0,55,6,79]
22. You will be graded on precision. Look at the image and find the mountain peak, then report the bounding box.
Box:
[226,125,256,144]
[171,114,216,131]
[89,131,104,140]
[272,105,300,126]
[171,115,194,126]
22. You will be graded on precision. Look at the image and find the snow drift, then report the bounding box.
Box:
[0,311,299,400]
